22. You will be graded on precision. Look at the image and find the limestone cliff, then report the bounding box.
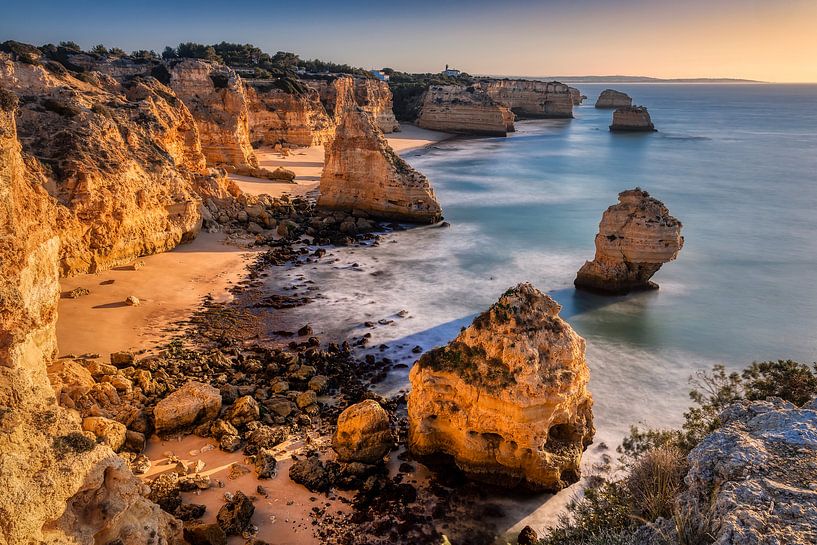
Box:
[575,189,683,294]
[610,106,656,132]
[305,75,399,134]
[417,85,515,136]
[0,48,208,275]
[568,86,586,106]
[595,89,632,108]
[246,79,334,147]
[167,58,258,170]
[480,79,574,118]
[0,87,181,545]
[318,103,442,223]
[408,283,594,491]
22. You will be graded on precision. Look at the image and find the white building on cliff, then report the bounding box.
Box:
[442,64,461,77]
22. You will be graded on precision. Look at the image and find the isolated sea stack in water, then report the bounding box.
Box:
[408,283,594,491]
[595,89,632,108]
[575,188,683,294]
[610,106,656,132]
[318,105,442,223]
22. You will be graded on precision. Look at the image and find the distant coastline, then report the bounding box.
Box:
[484,75,768,84]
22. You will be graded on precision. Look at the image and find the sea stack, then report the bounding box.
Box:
[568,86,586,106]
[480,79,574,118]
[417,85,515,136]
[610,106,656,132]
[595,89,632,108]
[575,188,683,294]
[408,283,594,491]
[318,104,442,223]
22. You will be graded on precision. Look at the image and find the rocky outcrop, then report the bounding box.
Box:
[480,79,574,118]
[676,398,817,545]
[408,283,594,491]
[0,47,211,275]
[575,189,683,294]
[610,106,656,132]
[568,86,586,105]
[595,89,632,108]
[305,76,399,133]
[0,86,181,545]
[333,400,395,463]
[245,80,334,147]
[417,85,515,136]
[167,58,258,170]
[318,102,442,223]
[154,380,222,435]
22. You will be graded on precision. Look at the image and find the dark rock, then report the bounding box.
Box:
[255,448,277,479]
[297,324,313,336]
[217,491,255,535]
[176,503,207,521]
[289,457,331,492]
[518,525,538,545]
[147,473,181,513]
[183,523,227,545]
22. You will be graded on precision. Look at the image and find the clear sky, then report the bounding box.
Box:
[2,0,815,82]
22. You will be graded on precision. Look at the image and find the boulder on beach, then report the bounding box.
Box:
[575,188,683,294]
[332,400,395,464]
[595,88,632,108]
[610,106,656,132]
[154,380,222,434]
[408,283,594,491]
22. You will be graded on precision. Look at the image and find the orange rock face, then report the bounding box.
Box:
[0,49,208,275]
[408,283,594,491]
[167,58,258,169]
[609,106,656,132]
[575,188,683,294]
[417,85,515,136]
[318,102,442,223]
[0,86,181,545]
[306,75,399,134]
[246,80,334,147]
[480,79,574,118]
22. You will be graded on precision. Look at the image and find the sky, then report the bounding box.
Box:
[1,0,816,82]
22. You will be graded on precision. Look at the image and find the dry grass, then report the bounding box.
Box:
[626,445,687,522]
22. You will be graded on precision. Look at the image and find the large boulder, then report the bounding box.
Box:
[610,106,656,132]
[82,416,127,451]
[676,398,817,545]
[332,400,395,463]
[595,89,632,108]
[574,188,683,294]
[318,98,442,223]
[408,283,594,491]
[154,380,222,434]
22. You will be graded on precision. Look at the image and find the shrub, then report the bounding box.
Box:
[627,445,687,522]
[742,359,817,405]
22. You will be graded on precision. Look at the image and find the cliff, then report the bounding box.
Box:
[568,86,586,105]
[408,283,594,491]
[595,89,632,108]
[417,85,515,136]
[246,79,334,147]
[318,102,442,223]
[0,47,209,275]
[305,75,399,133]
[0,86,181,545]
[575,189,683,294]
[167,58,258,170]
[481,79,574,118]
[610,106,656,132]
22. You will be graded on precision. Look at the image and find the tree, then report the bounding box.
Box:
[90,44,108,56]
[108,47,127,58]
[132,50,159,60]
[271,51,300,70]
[59,41,81,51]
[161,46,177,60]
[176,42,222,63]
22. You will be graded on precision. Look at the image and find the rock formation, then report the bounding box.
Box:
[167,58,258,170]
[568,86,586,106]
[417,85,515,136]
[0,45,212,275]
[610,106,656,132]
[306,75,399,133]
[408,283,594,491]
[333,400,395,463]
[574,189,683,294]
[154,380,222,435]
[481,79,574,118]
[318,102,442,223]
[595,89,632,108]
[0,85,181,545]
[675,398,817,545]
[246,79,334,147]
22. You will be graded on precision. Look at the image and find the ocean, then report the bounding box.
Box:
[266,83,817,535]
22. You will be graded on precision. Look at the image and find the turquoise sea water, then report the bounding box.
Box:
[268,83,817,532]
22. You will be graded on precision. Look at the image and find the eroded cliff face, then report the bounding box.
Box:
[575,188,683,294]
[408,283,594,491]
[417,85,515,136]
[167,58,258,170]
[318,102,442,223]
[568,86,586,105]
[0,88,181,545]
[0,50,208,276]
[246,80,334,147]
[305,76,399,134]
[480,79,574,118]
